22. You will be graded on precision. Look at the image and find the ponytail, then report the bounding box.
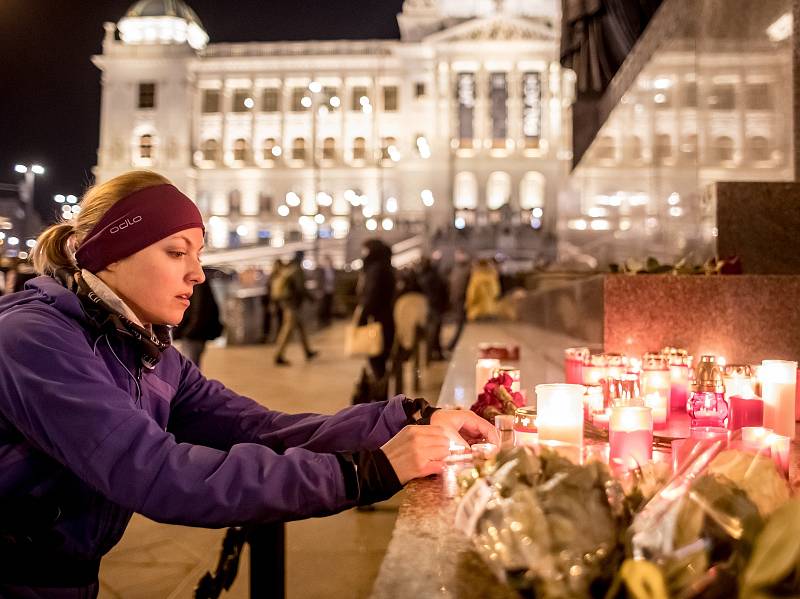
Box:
[31,223,77,276]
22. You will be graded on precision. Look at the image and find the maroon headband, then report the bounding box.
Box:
[75,184,205,273]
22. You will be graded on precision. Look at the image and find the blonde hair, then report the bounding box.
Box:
[31,170,172,275]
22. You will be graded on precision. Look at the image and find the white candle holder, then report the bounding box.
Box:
[535,383,585,447]
[760,360,797,439]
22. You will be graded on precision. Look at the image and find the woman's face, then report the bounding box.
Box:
[98,228,205,326]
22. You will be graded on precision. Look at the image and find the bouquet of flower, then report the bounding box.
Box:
[470,373,525,422]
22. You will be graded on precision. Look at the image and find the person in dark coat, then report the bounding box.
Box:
[172,268,223,368]
[358,239,396,381]
[274,251,317,366]
[0,171,497,598]
[446,248,472,352]
[416,256,448,361]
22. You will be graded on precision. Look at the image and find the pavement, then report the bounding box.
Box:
[98,321,449,599]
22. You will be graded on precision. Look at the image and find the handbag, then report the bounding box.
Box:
[344,307,384,357]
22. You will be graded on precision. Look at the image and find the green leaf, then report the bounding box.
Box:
[742,499,800,592]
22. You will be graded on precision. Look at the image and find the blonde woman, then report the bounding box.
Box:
[0,171,496,598]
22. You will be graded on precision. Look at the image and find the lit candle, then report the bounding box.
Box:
[641,354,670,430]
[609,406,653,471]
[535,384,585,447]
[760,360,797,439]
[492,365,521,393]
[768,432,791,476]
[723,364,754,405]
[688,355,729,429]
[740,426,791,476]
[728,395,764,431]
[513,407,537,447]
[664,350,691,413]
[603,353,627,380]
[592,407,611,428]
[475,358,500,398]
[584,385,604,420]
[564,347,589,385]
[582,354,607,386]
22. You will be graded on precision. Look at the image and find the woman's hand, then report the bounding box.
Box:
[380,425,451,485]
[430,409,500,447]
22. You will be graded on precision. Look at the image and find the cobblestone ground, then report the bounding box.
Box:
[99,321,448,599]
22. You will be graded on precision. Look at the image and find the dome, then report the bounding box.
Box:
[118,0,209,50]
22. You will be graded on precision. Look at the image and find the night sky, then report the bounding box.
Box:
[0,0,405,222]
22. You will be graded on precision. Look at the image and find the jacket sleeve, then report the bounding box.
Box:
[167,351,409,453]
[0,311,376,527]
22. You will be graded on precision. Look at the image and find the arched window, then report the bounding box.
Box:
[653,134,673,164]
[380,136,398,161]
[233,138,249,162]
[453,172,478,210]
[228,190,241,216]
[202,139,218,162]
[352,137,366,161]
[486,171,511,210]
[746,136,771,162]
[519,171,545,209]
[680,134,698,161]
[713,136,735,162]
[262,138,278,161]
[322,137,336,161]
[291,137,306,161]
[139,134,153,159]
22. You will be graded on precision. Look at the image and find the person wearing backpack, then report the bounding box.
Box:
[274,251,318,366]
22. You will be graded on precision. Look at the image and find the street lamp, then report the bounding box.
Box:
[14,163,45,239]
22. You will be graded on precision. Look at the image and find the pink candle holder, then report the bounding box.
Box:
[664,349,691,413]
[609,406,653,471]
[564,347,589,385]
[728,394,764,431]
[602,353,627,380]
[688,355,728,429]
[641,353,670,430]
[760,359,797,439]
[582,354,607,387]
[740,426,791,476]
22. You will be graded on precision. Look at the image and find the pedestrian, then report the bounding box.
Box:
[317,254,336,328]
[465,258,501,321]
[0,170,498,597]
[357,239,395,381]
[416,256,448,361]
[446,247,472,352]
[265,259,287,343]
[172,268,224,368]
[273,251,317,366]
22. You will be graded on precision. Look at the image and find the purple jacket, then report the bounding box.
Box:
[0,276,408,563]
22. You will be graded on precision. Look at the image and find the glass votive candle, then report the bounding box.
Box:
[494,414,515,449]
[513,407,538,447]
[641,354,670,430]
[584,385,604,420]
[723,364,754,404]
[535,383,585,447]
[492,365,521,393]
[475,358,500,398]
[760,360,797,439]
[603,353,627,380]
[609,406,653,471]
[740,426,791,476]
[582,354,607,386]
[666,351,691,413]
[728,394,764,431]
[592,407,611,428]
[564,347,589,385]
[688,355,728,429]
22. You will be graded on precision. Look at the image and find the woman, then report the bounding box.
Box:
[357,239,396,381]
[465,258,501,321]
[0,171,496,597]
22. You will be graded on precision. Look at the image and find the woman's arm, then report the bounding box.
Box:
[0,311,369,527]
[167,353,410,453]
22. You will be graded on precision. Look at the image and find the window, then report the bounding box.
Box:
[383,86,398,111]
[414,82,426,98]
[291,88,308,111]
[138,82,156,109]
[139,134,153,159]
[291,137,306,161]
[653,134,673,164]
[456,73,475,149]
[233,138,249,162]
[352,137,366,161]
[713,136,735,162]
[747,136,771,161]
[594,135,616,161]
[680,134,698,160]
[453,172,478,210]
[351,86,368,111]
[232,89,252,112]
[746,83,772,110]
[202,138,218,162]
[322,137,336,161]
[624,136,643,162]
[323,87,339,111]
[708,84,736,110]
[229,190,241,215]
[262,138,278,161]
[682,81,697,108]
[262,88,280,112]
[202,89,220,113]
[490,72,508,148]
[380,137,398,161]
[519,172,545,210]
[259,193,273,215]
[486,172,511,210]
